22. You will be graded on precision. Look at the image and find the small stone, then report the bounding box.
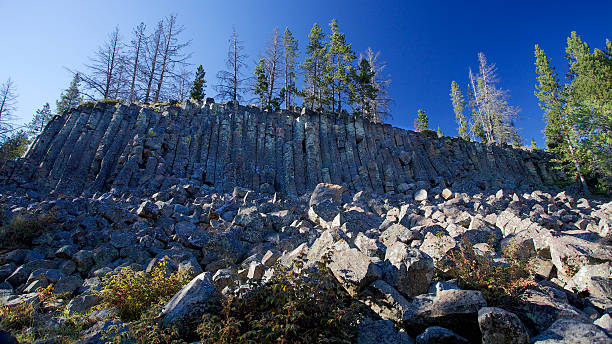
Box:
[414,189,428,202]
[441,188,453,200]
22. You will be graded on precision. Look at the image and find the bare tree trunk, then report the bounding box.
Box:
[145,22,162,103]
[154,15,175,102]
[129,23,145,103]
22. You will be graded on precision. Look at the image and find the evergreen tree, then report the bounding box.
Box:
[56,73,82,114]
[349,59,377,118]
[327,19,355,113]
[0,130,29,165]
[534,43,589,194]
[415,109,429,132]
[190,65,206,101]
[302,23,328,110]
[437,127,443,138]
[28,103,53,136]
[450,80,469,140]
[282,28,299,109]
[254,59,269,109]
[564,32,612,190]
[530,138,538,149]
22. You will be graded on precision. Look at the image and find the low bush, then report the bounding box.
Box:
[0,284,92,343]
[0,213,56,250]
[98,257,192,322]
[441,238,538,304]
[197,256,365,344]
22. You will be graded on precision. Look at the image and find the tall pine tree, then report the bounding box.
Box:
[282,28,299,109]
[535,43,589,194]
[327,19,355,113]
[302,23,328,110]
[56,73,82,114]
[190,65,206,101]
[450,81,469,140]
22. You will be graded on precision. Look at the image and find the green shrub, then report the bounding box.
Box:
[441,238,537,305]
[0,284,92,343]
[0,214,56,250]
[198,256,364,344]
[98,258,191,321]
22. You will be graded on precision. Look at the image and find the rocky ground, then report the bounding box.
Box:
[0,181,611,343]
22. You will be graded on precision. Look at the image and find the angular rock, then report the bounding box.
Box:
[357,318,414,344]
[161,272,220,334]
[136,200,160,219]
[384,242,433,298]
[415,326,469,344]
[478,307,529,344]
[532,318,612,344]
[328,242,382,295]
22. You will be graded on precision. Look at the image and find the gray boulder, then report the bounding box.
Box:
[357,318,414,344]
[136,201,160,219]
[161,272,220,334]
[532,318,612,344]
[384,242,433,298]
[415,326,469,344]
[478,307,529,344]
[328,241,382,296]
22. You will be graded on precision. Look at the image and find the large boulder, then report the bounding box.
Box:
[564,262,612,302]
[161,272,220,335]
[549,235,612,280]
[309,183,351,207]
[404,289,487,343]
[478,307,529,344]
[362,279,414,324]
[328,241,382,296]
[136,201,160,219]
[384,242,433,298]
[357,318,414,344]
[415,326,469,344]
[532,318,612,344]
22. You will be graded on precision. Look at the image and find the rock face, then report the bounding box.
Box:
[0,101,564,197]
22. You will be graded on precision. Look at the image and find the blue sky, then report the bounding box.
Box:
[1,0,610,147]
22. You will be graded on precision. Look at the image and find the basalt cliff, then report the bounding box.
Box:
[1,100,563,197]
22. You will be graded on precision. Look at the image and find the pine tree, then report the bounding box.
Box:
[302,23,328,110]
[254,59,269,109]
[450,80,469,140]
[564,32,612,190]
[327,19,355,113]
[415,109,429,132]
[534,43,589,194]
[28,103,53,136]
[437,127,443,138]
[56,74,82,114]
[530,138,538,149]
[190,65,206,101]
[349,58,377,118]
[282,28,299,109]
[0,130,29,164]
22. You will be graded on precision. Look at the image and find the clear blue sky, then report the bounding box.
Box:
[1,0,610,147]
